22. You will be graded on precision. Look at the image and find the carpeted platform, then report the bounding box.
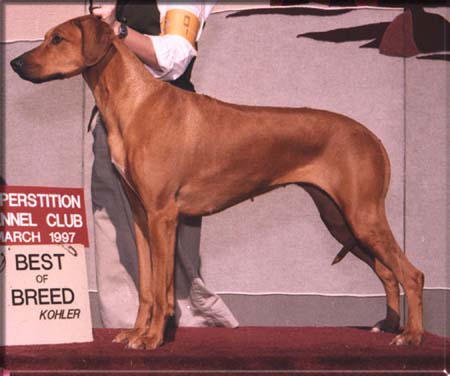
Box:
[1,327,449,375]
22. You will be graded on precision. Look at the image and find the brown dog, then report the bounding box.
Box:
[10,15,424,349]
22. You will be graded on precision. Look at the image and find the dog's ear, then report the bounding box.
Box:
[73,16,113,67]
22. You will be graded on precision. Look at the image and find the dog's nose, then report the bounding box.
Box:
[10,57,24,72]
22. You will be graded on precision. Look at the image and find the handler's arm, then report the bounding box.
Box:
[92,5,160,70]
[93,4,215,81]
[111,23,160,70]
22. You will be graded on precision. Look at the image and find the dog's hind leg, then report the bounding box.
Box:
[302,185,401,333]
[350,247,401,333]
[345,203,424,345]
[309,136,422,344]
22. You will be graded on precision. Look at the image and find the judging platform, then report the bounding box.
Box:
[2,3,449,376]
[2,327,449,375]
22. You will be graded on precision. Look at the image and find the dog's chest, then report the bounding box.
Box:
[111,158,126,178]
[107,135,135,189]
[111,156,139,196]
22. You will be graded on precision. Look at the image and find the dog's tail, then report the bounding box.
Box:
[331,242,355,265]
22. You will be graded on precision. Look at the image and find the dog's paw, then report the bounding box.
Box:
[113,328,163,350]
[127,334,164,350]
[389,330,423,346]
[113,328,144,346]
[371,318,400,334]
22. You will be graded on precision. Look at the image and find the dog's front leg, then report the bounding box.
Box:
[113,182,154,348]
[129,200,178,350]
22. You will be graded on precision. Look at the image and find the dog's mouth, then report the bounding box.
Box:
[20,72,66,84]
[12,65,67,84]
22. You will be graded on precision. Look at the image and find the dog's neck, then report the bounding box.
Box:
[83,39,165,135]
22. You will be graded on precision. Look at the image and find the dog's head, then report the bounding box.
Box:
[10,15,114,83]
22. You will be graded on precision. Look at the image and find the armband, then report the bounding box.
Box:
[160,9,200,48]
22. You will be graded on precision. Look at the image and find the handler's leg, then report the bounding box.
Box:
[91,118,139,328]
[176,217,239,328]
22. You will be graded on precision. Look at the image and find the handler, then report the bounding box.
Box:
[90,1,238,329]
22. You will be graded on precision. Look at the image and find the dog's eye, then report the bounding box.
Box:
[51,35,63,45]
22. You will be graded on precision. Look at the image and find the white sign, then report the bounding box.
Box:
[0,186,92,345]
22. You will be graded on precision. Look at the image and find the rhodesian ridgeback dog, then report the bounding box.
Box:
[11,15,424,349]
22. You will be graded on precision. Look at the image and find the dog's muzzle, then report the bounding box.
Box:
[10,55,65,84]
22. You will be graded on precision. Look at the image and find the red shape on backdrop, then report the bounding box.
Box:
[379,8,420,57]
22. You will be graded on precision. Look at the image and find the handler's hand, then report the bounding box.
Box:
[92,5,116,27]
